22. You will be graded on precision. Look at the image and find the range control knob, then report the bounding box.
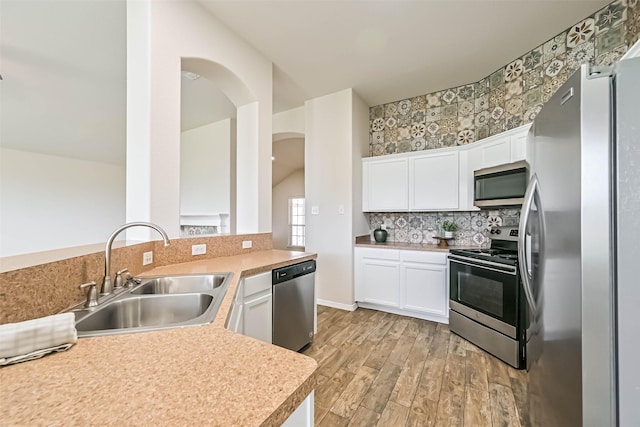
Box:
[495,229,501,234]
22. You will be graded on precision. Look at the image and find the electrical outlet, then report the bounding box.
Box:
[381,224,387,231]
[143,251,153,265]
[192,244,206,256]
[311,206,319,215]
[242,240,252,249]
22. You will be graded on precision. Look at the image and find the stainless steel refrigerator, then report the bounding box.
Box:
[519,57,640,426]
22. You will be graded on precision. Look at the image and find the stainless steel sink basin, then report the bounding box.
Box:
[131,274,228,295]
[75,294,214,334]
[71,273,232,338]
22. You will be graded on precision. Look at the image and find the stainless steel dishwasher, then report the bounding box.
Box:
[272,260,316,352]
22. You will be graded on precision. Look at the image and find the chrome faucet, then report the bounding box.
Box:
[101,222,170,295]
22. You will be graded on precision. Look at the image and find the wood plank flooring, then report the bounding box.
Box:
[303,306,529,427]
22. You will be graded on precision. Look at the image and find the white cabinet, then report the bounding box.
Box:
[461,124,531,211]
[282,392,314,427]
[362,157,408,211]
[227,271,272,344]
[242,271,272,344]
[409,152,459,210]
[362,125,530,213]
[355,248,400,307]
[472,125,530,169]
[355,247,448,323]
[400,251,448,318]
[477,135,511,168]
[510,129,529,162]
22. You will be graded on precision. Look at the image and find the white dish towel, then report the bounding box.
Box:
[0,312,77,366]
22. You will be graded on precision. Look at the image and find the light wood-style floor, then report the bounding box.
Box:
[303,306,529,427]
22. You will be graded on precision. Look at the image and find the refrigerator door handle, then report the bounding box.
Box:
[519,174,539,318]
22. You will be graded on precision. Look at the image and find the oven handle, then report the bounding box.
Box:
[449,257,517,276]
[518,174,539,318]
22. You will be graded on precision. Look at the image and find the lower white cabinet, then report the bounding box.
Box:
[282,391,314,427]
[355,247,449,323]
[227,271,272,344]
[400,251,448,318]
[354,248,400,307]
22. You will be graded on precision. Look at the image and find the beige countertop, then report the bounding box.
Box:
[0,250,318,426]
[355,235,480,252]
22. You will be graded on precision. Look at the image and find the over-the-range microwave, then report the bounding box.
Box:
[473,160,528,208]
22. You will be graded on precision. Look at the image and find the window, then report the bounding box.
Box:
[288,198,305,248]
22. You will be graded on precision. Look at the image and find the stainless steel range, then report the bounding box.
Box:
[448,226,526,368]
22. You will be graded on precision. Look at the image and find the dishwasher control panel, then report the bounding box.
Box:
[273,260,316,284]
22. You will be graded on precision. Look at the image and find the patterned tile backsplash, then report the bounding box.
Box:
[368,210,521,247]
[369,0,640,156]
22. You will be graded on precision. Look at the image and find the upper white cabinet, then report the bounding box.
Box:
[363,150,459,212]
[509,129,529,162]
[476,135,511,168]
[409,152,459,210]
[362,158,409,211]
[362,124,531,212]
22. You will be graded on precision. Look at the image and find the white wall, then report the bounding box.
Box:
[180,119,232,216]
[351,92,371,239]
[273,106,305,136]
[305,89,369,308]
[126,0,272,240]
[0,148,125,257]
[272,169,305,250]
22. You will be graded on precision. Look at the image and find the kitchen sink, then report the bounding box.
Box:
[131,274,228,295]
[71,273,232,338]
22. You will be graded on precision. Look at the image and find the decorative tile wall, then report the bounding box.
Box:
[369,0,640,156]
[368,209,520,247]
[180,225,219,237]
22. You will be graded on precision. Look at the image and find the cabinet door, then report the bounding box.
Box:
[244,292,272,343]
[355,248,400,307]
[410,152,459,210]
[479,136,511,168]
[363,158,408,211]
[401,262,448,316]
[510,129,529,162]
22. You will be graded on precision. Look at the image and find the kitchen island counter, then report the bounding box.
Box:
[0,250,317,426]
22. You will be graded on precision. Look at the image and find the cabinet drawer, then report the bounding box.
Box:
[357,247,400,261]
[401,250,447,265]
[243,271,272,297]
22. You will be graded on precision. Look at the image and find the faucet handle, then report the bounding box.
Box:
[124,271,141,288]
[114,268,129,289]
[79,281,98,308]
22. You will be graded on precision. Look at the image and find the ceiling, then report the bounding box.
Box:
[272,137,305,187]
[199,0,611,113]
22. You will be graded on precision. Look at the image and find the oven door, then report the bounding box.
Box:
[449,255,519,338]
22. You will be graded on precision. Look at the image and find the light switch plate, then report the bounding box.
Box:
[338,204,345,214]
[242,240,252,249]
[192,244,206,255]
[143,251,153,265]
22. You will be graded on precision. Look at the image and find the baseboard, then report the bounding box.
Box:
[317,299,357,311]
[356,302,449,324]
